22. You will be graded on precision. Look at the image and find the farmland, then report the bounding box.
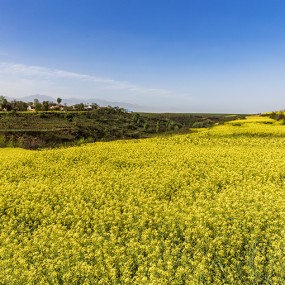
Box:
[1,115,285,284]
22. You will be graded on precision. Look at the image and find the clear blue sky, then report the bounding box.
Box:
[1,0,285,112]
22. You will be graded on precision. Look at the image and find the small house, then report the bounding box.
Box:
[27,106,35,111]
[84,105,93,110]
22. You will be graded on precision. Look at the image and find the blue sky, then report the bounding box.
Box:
[1,0,285,112]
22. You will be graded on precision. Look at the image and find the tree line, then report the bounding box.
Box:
[0,96,102,112]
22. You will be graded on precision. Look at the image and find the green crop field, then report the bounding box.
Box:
[2,115,285,284]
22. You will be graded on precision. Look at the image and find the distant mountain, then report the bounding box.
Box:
[24,95,56,103]
[7,95,55,103]
[9,95,148,112]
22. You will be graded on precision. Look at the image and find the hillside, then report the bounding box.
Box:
[0,109,245,148]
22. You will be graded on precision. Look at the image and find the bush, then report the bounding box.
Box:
[38,112,49,119]
[65,112,74,122]
[192,122,204,128]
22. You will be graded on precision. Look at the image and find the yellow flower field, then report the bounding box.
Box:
[1,116,285,284]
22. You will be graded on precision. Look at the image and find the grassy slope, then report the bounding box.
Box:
[0,111,246,148]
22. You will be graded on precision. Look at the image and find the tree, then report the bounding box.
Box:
[42,101,49,111]
[33,98,41,111]
[13,100,28,111]
[57,98,62,105]
[0,96,8,110]
[74,103,85,111]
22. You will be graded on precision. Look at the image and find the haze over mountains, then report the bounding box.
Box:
[8,95,154,112]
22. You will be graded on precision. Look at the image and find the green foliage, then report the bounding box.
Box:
[0,134,5,146]
[0,105,249,149]
[57,97,62,105]
[42,101,49,111]
[192,121,204,128]
[0,95,8,110]
[38,112,49,119]
[0,110,190,148]
[64,112,74,122]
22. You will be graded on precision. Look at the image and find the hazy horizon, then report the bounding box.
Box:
[1,0,285,113]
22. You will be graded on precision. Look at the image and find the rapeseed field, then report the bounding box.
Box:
[1,116,285,284]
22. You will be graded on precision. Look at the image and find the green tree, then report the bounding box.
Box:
[57,98,62,105]
[42,101,49,111]
[13,100,28,111]
[34,98,42,111]
[0,96,8,110]
[74,103,85,111]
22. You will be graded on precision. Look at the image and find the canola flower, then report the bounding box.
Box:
[1,116,285,284]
